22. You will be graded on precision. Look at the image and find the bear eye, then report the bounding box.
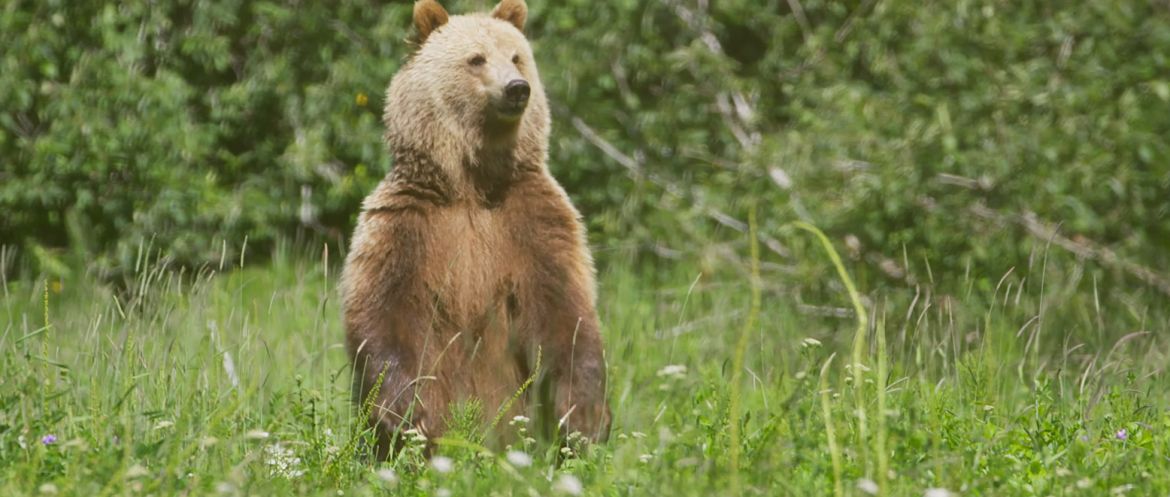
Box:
[511,54,521,65]
[469,55,486,67]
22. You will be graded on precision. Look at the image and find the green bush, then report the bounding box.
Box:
[1,1,406,276]
[537,0,1170,291]
[2,0,1168,291]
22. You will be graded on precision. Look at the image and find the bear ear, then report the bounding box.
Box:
[491,0,527,31]
[413,0,449,43]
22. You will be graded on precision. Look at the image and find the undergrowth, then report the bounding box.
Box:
[1,234,1168,496]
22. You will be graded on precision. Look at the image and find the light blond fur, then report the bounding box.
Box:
[341,0,610,459]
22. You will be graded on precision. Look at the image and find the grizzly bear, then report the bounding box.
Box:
[341,0,610,458]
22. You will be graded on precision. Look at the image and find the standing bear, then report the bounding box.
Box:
[341,0,611,458]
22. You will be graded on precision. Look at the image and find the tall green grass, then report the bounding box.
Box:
[1,239,1169,496]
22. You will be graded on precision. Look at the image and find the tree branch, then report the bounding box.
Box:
[570,116,790,258]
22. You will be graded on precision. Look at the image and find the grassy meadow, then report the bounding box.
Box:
[2,232,1169,497]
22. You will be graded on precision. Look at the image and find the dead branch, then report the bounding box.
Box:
[570,116,790,258]
[969,202,1170,297]
[663,0,760,151]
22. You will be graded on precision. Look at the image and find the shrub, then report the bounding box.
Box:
[2,0,1168,293]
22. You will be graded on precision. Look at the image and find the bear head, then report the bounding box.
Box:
[384,0,549,181]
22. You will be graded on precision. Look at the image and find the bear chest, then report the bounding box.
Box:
[421,208,521,328]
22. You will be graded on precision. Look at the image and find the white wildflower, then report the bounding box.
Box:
[510,415,530,426]
[264,443,304,479]
[802,337,823,348]
[244,430,270,440]
[125,464,150,479]
[923,489,954,497]
[375,467,398,486]
[404,428,427,443]
[38,483,58,495]
[554,474,584,496]
[506,450,532,468]
[639,453,652,463]
[857,478,879,495]
[656,364,687,378]
[431,456,454,474]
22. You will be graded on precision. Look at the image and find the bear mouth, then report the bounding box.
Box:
[494,100,527,120]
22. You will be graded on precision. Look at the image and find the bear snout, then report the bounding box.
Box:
[502,79,530,111]
[505,79,530,101]
[491,79,529,120]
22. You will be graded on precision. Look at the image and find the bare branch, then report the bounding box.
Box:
[968,203,1170,297]
[784,0,812,41]
[570,117,790,258]
[663,0,760,150]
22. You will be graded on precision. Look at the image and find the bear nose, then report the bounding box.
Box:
[504,79,530,103]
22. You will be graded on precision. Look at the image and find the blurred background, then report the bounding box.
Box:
[2,0,1168,299]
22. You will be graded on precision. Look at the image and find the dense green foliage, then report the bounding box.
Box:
[2,249,1169,496]
[2,0,405,274]
[3,1,1168,292]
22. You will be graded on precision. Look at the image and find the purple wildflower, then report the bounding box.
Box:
[41,434,57,445]
[1115,428,1128,441]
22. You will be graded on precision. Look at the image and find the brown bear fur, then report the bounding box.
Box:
[341,0,610,458]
